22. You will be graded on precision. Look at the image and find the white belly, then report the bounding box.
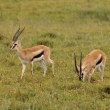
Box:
[95,62,102,70]
[32,55,44,62]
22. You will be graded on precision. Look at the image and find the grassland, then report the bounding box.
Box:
[0,0,110,109]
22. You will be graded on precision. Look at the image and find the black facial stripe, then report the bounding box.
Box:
[12,44,17,49]
[31,51,44,61]
[81,73,83,77]
[96,56,102,65]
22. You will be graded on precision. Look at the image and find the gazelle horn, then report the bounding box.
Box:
[74,53,79,73]
[80,52,82,75]
[12,27,20,41]
[12,27,25,41]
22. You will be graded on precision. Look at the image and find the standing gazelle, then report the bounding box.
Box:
[10,27,54,80]
[74,50,106,82]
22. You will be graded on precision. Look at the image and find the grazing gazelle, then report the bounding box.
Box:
[74,50,106,82]
[10,27,54,80]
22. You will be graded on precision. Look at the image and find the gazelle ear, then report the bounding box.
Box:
[19,37,24,43]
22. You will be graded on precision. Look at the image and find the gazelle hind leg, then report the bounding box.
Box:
[39,60,47,76]
[97,65,104,81]
[47,59,54,76]
[44,48,54,76]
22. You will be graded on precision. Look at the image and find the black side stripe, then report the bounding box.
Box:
[96,56,102,65]
[31,51,44,61]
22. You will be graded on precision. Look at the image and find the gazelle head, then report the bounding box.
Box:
[74,52,85,81]
[10,27,25,50]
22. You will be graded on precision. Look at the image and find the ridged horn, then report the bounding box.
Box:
[12,27,20,41]
[74,53,79,73]
[14,27,25,41]
[80,52,82,75]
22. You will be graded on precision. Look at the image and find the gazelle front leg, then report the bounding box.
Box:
[21,63,26,80]
[30,61,33,75]
[88,69,94,82]
[88,74,92,83]
[82,73,86,82]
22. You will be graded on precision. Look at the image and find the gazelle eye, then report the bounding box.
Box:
[13,44,17,47]
[11,43,17,49]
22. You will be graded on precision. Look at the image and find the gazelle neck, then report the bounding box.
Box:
[16,43,24,58]
[82,63,91,74]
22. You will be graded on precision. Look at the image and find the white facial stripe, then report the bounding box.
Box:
[10,43,17,50]
[12,44,17,49]
[10,41,19,49]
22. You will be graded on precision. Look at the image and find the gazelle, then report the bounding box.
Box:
[10,27,54,80]
[74,50,106,82]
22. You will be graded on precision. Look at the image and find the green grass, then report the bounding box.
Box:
[0,0,110,109]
